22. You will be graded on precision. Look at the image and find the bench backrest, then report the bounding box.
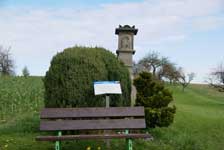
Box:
[39,107,146,131]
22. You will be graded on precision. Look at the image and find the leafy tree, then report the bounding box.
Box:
[134,72,176,128]
[0,46,14,76]
[44,46,131,108]
[22,66,30,78]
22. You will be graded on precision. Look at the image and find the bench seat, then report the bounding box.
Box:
[36,107,151,150]
[36,133,151,141]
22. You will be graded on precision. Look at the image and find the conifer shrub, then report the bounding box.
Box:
[44,46,131,108]
[134,72,176,128]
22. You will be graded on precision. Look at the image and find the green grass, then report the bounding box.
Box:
[0,77,224,150]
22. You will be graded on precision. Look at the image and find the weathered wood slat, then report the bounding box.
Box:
[36,133,151,141]
[40,119,146,131]
[40,107,145,119]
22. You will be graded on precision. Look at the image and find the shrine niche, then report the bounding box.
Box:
[121,36,131,49]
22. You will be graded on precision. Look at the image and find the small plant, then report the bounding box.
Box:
[134,72,176,128]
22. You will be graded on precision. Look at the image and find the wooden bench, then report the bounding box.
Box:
[36,106,151,150]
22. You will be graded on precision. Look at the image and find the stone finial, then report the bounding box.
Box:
[115,25,138,35]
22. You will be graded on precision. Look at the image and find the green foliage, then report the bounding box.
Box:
[134,72,176,128]
[44,46,131,108]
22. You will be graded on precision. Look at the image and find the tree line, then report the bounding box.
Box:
[133,51,195,91]
[133,51,224,92]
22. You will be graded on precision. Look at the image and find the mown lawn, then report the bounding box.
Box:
[0,77,224,150]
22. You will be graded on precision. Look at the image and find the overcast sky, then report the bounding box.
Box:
[0,0,224,83]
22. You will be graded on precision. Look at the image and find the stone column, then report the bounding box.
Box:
[115,25,138,106]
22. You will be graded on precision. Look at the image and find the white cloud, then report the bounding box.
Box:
[0,0,223,77]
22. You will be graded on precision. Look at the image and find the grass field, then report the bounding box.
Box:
[0,77,224,150]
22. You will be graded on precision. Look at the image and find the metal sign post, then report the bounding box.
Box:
[94,81,122,149]
[106,94,110,108]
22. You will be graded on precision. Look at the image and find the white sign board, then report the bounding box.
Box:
[94,81,122,95]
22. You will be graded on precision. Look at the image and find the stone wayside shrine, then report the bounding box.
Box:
[115,25,138,106]
[115,25,138,75]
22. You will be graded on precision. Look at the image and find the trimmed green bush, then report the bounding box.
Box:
[134,72,176,128]
[44,46,131,107]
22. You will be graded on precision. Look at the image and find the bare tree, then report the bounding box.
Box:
[0,46,15,76]
[138,51,161,76]
[138,51,170,77]
[178,68,195,92]
[158,62,181,84]
[136,51,183,84]
[133,61,148,77]
[209,62,224,92]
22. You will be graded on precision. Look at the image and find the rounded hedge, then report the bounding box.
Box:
[134,72,176,128]
[44,46,131,108]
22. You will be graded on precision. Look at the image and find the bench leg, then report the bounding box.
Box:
[55,131,62,150]
[125,130,133,150]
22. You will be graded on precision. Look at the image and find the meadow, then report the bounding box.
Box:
[0,77,224,150]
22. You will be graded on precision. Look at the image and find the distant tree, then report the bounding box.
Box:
[133,61,139,77]
[22,66,30,78]
[208,62,224,92]
[0,46,15,76]
[133,61,148,77]
[136,51,182,84]
[178,68,195,92]
[158,62,181,84]
[138,51,163,76]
